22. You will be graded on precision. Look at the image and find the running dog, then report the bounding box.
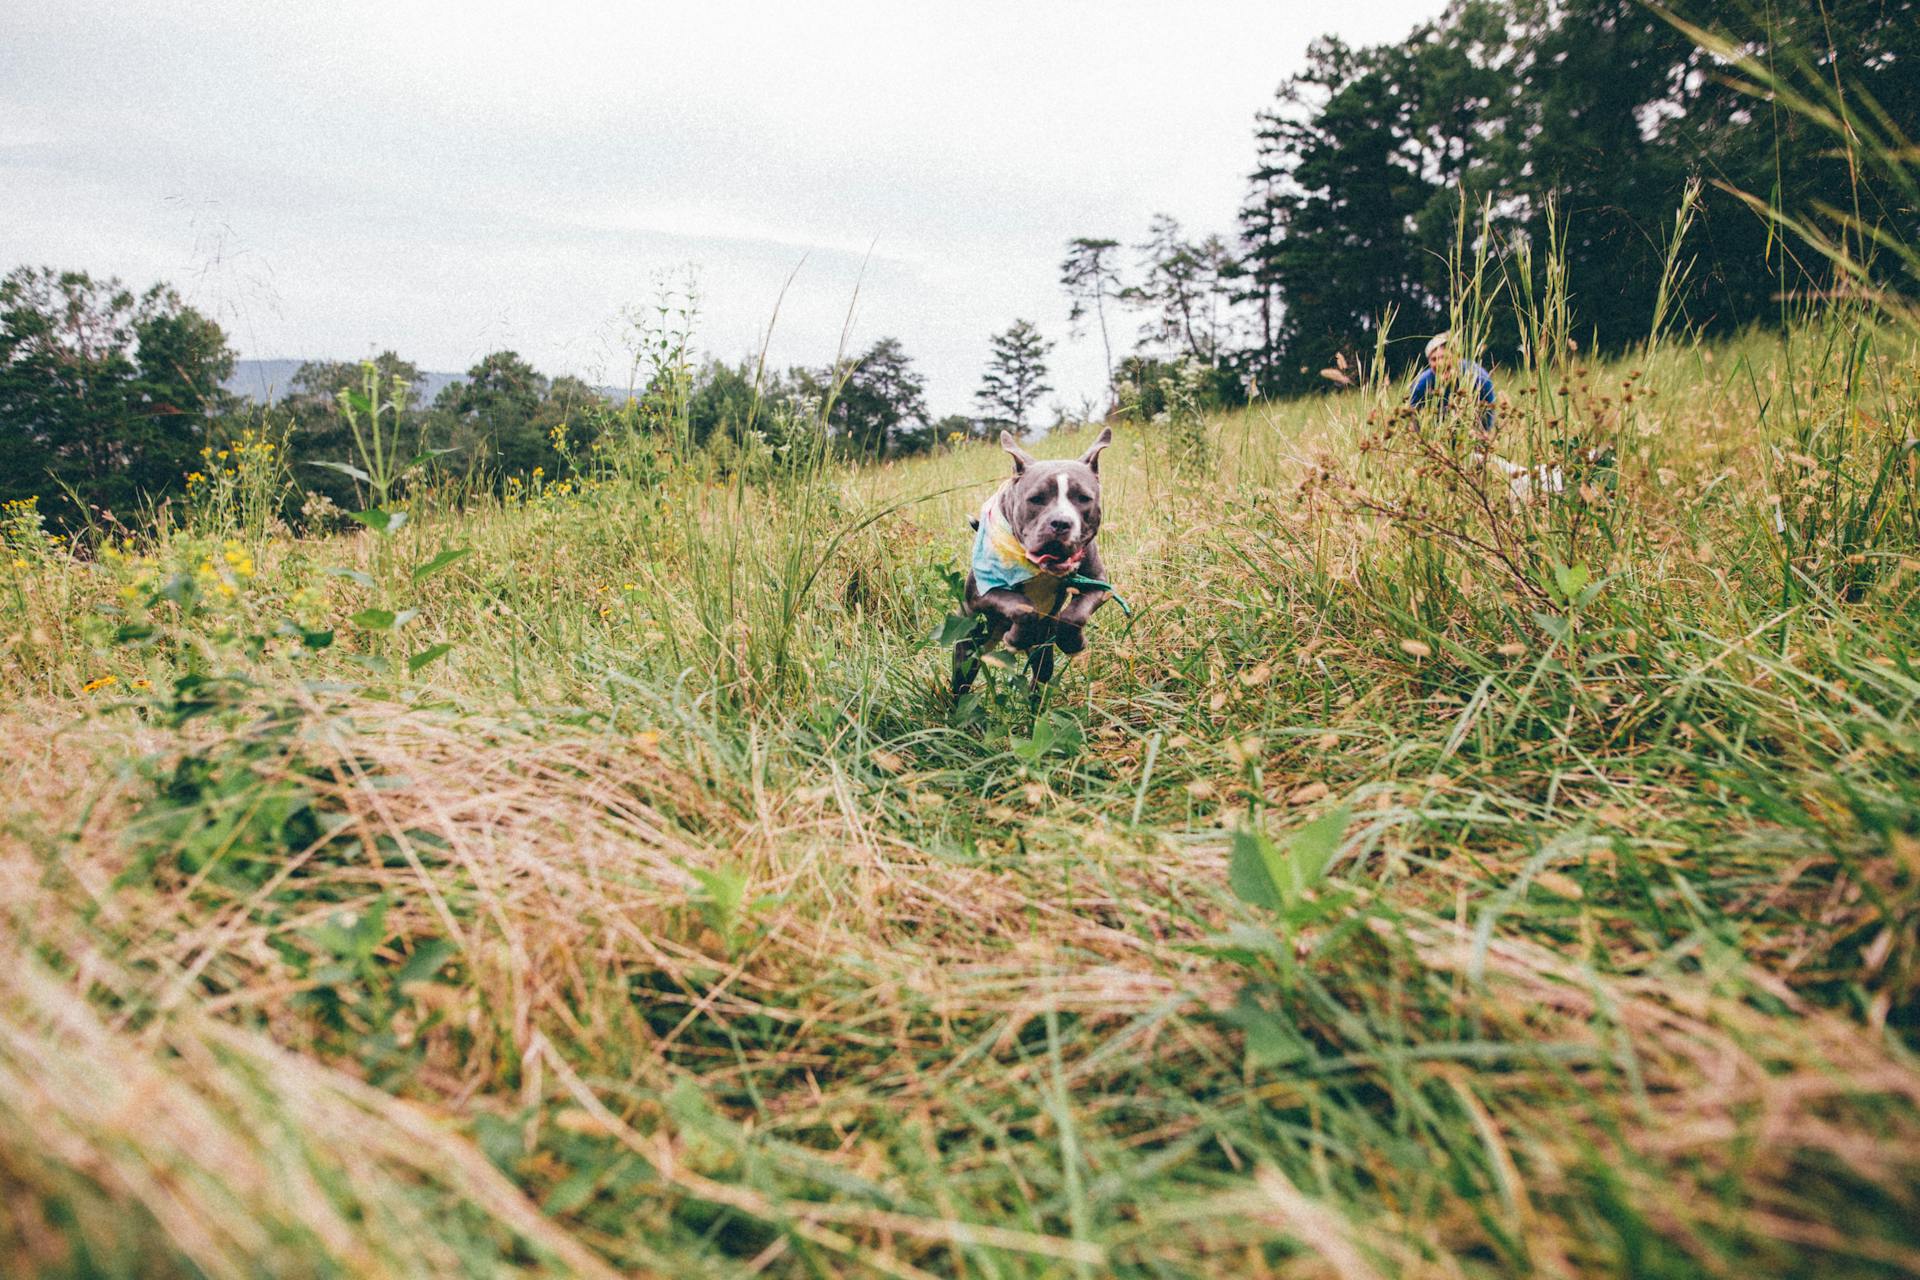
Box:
[953,427,1115,696]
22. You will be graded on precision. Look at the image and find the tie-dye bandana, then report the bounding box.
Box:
[968,487,1128,616]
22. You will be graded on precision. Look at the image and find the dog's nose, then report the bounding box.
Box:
[1048,518,1072,534]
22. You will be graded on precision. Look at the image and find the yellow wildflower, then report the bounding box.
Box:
[82,675,118,693]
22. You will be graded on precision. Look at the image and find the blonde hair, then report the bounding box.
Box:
[1424,331,1450,358]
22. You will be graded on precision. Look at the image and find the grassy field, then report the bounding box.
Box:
[2,309,1917,1277]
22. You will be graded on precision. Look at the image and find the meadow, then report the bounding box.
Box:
[2,301,1917,1277]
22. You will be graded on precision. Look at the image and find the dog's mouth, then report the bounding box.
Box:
[1029,539,1088,575]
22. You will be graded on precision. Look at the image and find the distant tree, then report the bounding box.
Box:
[1113,354,1241,422]
[975,320,1054,434]
[686,357,767,449]
[1126,215,1208,362]
[1192,234,1242,366]
[1249,37,1440,394]
[1059,237,1125,403]
[1235,108,1299,393]
[0,266,234,526]
[437,350,551,478]
[829,338,929,458]
[889,416,937,457]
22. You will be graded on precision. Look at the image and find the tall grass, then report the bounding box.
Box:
[3,118,1919,1280]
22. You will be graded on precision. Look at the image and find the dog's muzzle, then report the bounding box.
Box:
[1029,539,1089,575]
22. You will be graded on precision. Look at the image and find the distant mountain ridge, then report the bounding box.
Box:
[223,360,630,407]
[223,360,468,407]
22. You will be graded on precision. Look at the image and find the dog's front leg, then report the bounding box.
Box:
[970,588,1044,647]
[1050,586,1110,655]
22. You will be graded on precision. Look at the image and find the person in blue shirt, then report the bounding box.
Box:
[1409,331,1496,434]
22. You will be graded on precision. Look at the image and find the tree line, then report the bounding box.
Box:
[1061,0,1918,405]
[14,1,1909,526]
[0,260,1066,528]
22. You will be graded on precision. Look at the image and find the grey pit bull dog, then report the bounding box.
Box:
[953,427,1114,697]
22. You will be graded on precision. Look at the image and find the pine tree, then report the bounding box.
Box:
[975,320,1054,434]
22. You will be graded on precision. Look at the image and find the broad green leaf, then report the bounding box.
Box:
[1229,828,1284,910]
[351,608,396,630]
[407,642,453,672]
[404,446,458,472]
[691,866,749,951]
[1043,710,1085,756]
[306,459,371,483]
[1531,611,1570,641]
[1287,806,1351,893]
[1230,808,1351,912]
[396,937,458,988]
[411,546,471,583]
[1552,560,1590,603]
[1228,992,1311,1067]
[934,611,979,645]
[349,508,408,535]
[542,1167,603,1216]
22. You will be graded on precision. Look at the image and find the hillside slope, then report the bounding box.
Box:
[3,322,1917,1277]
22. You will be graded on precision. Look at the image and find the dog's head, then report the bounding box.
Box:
[997,427,1111,575]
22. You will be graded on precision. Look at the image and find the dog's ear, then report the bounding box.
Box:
[1080,426,1113,472]
[1000,430,1036,475]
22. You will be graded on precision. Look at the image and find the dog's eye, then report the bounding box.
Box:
[1027,494,1046,505]
[1069,489,1090,503]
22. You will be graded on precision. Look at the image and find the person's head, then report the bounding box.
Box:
[1424,331,1451,375]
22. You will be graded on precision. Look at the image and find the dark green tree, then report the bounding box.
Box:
[1126,215,1208,361]
[436,350,551,479]
[686,357,770,450]
[1248,38,1441,393]
[0,266,234,526]
[975,320,1054,434]
[829,338,928,458]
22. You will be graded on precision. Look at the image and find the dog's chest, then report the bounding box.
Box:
[1020,575,1066,617]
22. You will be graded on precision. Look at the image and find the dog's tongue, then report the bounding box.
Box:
[1033,546,1086,574]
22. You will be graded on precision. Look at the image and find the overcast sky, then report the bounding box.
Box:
[3,0,1445,419]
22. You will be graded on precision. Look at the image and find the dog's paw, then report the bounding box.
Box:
[1054,623,1086,655]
